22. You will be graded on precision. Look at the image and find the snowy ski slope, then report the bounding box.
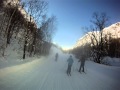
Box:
[0,47,120,90]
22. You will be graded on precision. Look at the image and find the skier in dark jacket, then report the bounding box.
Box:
[78,55,86,73]
[67,55,74,76]
[55,53,58,61]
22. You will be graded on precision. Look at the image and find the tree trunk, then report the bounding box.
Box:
[6,24,12,44]
[23,35,27,59]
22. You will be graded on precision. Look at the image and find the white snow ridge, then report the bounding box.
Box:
[74,22,120,48]
[0,46,120,90]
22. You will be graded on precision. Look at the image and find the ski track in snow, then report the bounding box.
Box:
[0,53,120,90]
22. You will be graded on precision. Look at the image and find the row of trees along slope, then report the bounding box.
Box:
[71,12,120,64]
[0,0,57,59]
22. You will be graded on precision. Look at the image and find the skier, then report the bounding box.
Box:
[78,55,86,73]
[67,55,74,76]
[55,53,58,61]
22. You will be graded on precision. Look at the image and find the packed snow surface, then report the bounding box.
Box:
[0,47,120,90]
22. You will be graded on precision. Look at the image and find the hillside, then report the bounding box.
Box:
[74,22,120,48]
[0,0,54,59]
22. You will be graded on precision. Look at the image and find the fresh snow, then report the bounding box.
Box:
[0,46,120,90]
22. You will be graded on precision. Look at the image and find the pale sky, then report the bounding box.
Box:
[47,0,120,49]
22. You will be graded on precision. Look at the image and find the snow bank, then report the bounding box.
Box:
[102,57,120,67]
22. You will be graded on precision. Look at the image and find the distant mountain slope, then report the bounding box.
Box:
[74,22,120,48]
